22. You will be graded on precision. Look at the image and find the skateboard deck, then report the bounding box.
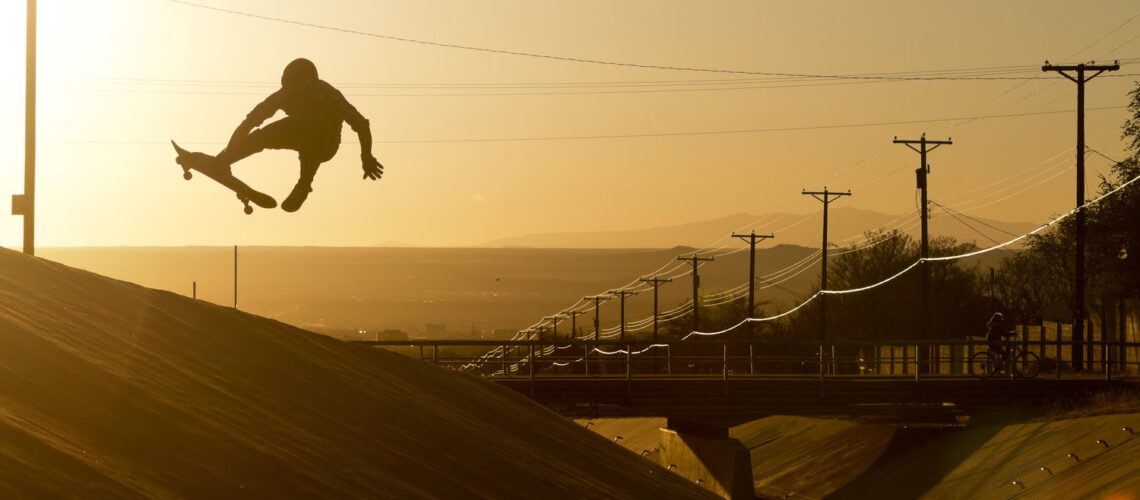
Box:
[171,141,277,214]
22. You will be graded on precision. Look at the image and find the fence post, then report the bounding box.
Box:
[818,344,825,382]
[1056,323,1063,378]
[666,345,672,376]
[432,344,438,366]
[1106,339,1112,381]
[749,344,755,375]
[584,343,590,376]
[967,340,973,377]
[723,344,729,381]
[915,343,921,383]
[502,344,508,377]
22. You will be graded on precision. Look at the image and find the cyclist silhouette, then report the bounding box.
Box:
[213,58,383,212]
[985,312,1014,360]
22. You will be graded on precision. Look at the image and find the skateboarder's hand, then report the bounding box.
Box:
[362,156,384,181]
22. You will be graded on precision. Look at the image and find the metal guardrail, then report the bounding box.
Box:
[354,338,1140,383]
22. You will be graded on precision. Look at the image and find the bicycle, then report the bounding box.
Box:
[969,341,1040,379]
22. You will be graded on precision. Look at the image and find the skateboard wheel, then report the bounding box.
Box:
[244,205,253,215]
[183,171,193,180]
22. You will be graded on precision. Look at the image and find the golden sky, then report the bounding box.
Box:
[1,0,1139,247]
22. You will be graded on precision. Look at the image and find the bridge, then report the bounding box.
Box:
[356,337,1138,498]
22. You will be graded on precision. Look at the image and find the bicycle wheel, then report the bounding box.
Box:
[1013,351,1040,378]
[969,351,999,379]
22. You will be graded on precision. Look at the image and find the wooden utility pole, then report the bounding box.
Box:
[608,289,639,341]
[1042,60,1119,372]
[802,187,851,342]
[585,295,611,341]
[543,315,565,340]
[732,231,775,325]
[677,255,714,332]
[12,0,36,255]
[893,134,951,341]
[638,275,673,341]
[563,310,586,340]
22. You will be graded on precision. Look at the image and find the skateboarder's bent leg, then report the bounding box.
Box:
[282,159,321,212]
[215,118,306,166]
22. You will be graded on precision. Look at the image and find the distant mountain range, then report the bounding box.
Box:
[479,208,1039,249]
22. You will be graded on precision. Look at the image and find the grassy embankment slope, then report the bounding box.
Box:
[0,248,712,498]
[586,411,1140,499]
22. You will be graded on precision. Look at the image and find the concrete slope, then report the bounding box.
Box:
[0,248,712,499]
[581,413,1140,499]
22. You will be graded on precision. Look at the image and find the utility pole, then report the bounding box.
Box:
[563,310,586,340]
[732,231,775,328]
[585,295,611,341]
[1042,59,1119,372]
[677,255,715,332]
[608,289,639,341]
[543,315,564,340]
[12,0,36,255]
[802,187,851,343]
[893,134,951,341]
[639,275,673,341]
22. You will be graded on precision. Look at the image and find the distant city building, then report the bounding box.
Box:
[425,323,447,336]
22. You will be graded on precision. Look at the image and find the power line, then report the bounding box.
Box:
[932,203,1001,245]
[163,0,1137,81]
[930,200,1018,237]
[29,105,1125,146]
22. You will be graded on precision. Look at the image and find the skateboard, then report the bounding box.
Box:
[171,141,277,214]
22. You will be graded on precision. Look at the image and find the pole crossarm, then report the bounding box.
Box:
[1041,61,1120,82]
[731,232,774,243]
[801,188,852,205]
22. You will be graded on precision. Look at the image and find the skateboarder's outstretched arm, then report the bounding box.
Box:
[340,94,383,181]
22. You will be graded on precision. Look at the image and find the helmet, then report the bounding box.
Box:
[281,58,318,88]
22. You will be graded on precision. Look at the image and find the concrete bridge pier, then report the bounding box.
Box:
[658,418,753,500]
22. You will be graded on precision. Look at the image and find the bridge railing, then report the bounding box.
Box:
[353,338,1140,381]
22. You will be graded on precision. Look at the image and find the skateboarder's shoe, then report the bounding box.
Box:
[282,181,313,212]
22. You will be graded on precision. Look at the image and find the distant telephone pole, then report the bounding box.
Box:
[607,289,639,341]
[732,231,775,327]
[802,187,851,342]
[12,0,36,255]
[543,315,565,340]
[893,134,951,340]
[677,255,715,332]
[585,295,612,341]
[563,310,586,340]
[1042,60,1120,372]
[639,275,673,341]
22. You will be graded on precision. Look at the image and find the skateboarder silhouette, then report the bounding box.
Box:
[211,58,383,212]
